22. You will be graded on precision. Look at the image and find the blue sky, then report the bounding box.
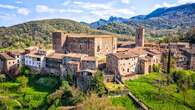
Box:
[0,0,195,26]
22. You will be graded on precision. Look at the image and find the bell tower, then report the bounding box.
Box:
[135,27,144,47]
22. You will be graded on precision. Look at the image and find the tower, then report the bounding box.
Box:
[135,27,144,47]
[52,32,67,53]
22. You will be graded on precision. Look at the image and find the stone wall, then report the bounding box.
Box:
[106,54,119,75]
[52,32,117,56]
[52,32,67,53]
[80,60,97,70]
[4,59,18,74]
[64,37,95,56]
[135,27,144,47]
[190,55,195,70]
[118,57,139,75]
[95,37,117,56]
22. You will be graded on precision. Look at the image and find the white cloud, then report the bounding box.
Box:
[0,13,16,20]
[177,0,195,4]
[36,5,55,13]
[152,0,195,11]
[150,0,195,13]
[17,8,30,15]
[63,0,71,6]
[151,2,177,11]
[36,4,83,14]
[73,1,135,18]
[74,1,112,10]
[0,4,18,9]
[16,0,23,4]
[121,0,130,4]
[0,3,30,16]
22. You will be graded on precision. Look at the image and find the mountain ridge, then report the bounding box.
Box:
[90,3,195,30]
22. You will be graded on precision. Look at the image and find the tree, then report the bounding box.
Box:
[47,80,84,108]
[90,71,106,96]
[153,64,160,72]
[65,73,74,86]
[185,28,195,43]
[173,70,193,103]
[0,100,7,110]
[20,66,30,75]
[167,47,171,74]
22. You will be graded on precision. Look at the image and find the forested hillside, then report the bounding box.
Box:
[0,19,108,50]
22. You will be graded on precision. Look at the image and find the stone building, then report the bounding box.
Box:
[135,27,144,47]
[7,52,23,67]
[181,46,195,70]
[52,32,117,56]
[80,56,98,70]
[107,48,145,81]
[106,48,161,81]
[160,43,194,70]
[44,53,67,75]
[0,53,18,75]
[160,42,190,49]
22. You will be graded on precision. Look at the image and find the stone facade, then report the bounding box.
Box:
[181,47,195,70]
[52,32,117,56]
[136,27,144,47]
[160,42,190,49]
[0,53,18,75]
[7,52,22,67]
[80,56,98,70]
[52,32,67,53]
[77,70,96,91]
[106,48,161,81]
[44,53,66,75]
[160,44,194,70]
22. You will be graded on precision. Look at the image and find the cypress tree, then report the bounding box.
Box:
[167,47,171,74]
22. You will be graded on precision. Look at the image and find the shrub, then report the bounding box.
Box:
[20,66,30,75]
[0,74,6,82]
[0,100,7,110]
[81,94,125,110]
[153,64,160,72]
[16,76,29,88]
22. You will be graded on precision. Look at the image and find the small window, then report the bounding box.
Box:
[37,58,41,61]
[97,46,100,52]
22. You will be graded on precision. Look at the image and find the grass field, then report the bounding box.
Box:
[109,95,138,110]
[125,73,195,110]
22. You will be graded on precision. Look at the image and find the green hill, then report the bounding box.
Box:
[0,19,108,50]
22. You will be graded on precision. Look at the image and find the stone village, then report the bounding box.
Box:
[0,27,195,90]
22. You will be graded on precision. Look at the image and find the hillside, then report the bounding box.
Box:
[131,3,195,29]
[0,19,108,50]
[90,3,195,35]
